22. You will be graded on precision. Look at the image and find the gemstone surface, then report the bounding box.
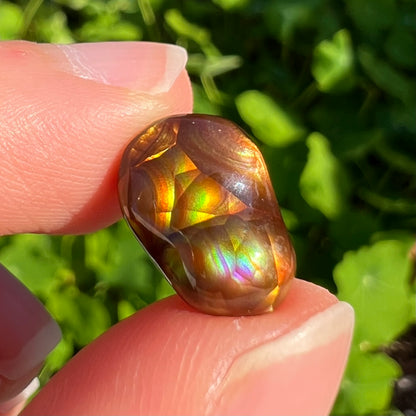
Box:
[118,114,296,316]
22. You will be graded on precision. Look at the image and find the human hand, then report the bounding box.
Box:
[0,41,354,415]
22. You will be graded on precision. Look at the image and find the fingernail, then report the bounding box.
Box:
[0,265,61,402]
[218,302,354,415]
[0,377,39,415]
[53,42,187,94]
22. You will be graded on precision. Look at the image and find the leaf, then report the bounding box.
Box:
[0,1,23,39]
[332,348,401,415]
[41,337,74,379]
[46,287,111,347]
[0,234,66,298]
[236,90,305,147]
[299,132,350,219]
[280,208,299,231]
[77,14,142,41]
[334,240,414,347]
[117,300,137,321]
[155,277,176,300]
[212,0,250,11]
[202,55,243,78]
[164,9,211,47]
[36,11,74,43]
[192,83,221,115]
[312,29,355,92]
[85,221,162,303]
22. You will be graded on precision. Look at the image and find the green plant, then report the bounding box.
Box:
[1,0,415,414]
[333,238,414,414]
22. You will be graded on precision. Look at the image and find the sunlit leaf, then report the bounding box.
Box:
[236,90,304,147]
[155,277,176,300]
[192,83,221,115]
[0,234,66,298]
[332,348,401,415]
[36,11,74,43]
[0,1,23,39]
[212,0,250,10]
[280,208,299,231]
[312,29,355,92]
[85,222,161,303]
[335,239,414,347]
[46,287,111,346]
[77,14,142,41]
[41,337,74,379]
[117,300,137,321]
[299,132,350,219]
[165,9,211,49]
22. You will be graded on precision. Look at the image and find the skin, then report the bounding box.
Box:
[0,41,354,415]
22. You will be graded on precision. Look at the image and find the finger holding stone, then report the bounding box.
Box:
[0,41,193,235]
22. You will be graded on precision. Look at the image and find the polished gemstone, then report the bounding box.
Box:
[118,114,296,315]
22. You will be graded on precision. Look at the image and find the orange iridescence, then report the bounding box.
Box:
[118,114,296,316]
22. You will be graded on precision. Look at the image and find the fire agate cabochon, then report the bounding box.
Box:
[118,114,296,315]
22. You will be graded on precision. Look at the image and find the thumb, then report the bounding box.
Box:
[0,41,192,235]
[23,279,354,415]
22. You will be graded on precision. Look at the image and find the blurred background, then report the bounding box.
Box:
[0,0,415,414]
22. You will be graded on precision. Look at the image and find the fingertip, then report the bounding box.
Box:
[0,378,39,416]
[218,302,354,415]
[22,280,353,415]
[0,41,193,235]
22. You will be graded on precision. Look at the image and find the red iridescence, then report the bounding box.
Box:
[118,114,296,315]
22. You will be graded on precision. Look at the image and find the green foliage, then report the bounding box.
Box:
[333,237,415,414]
[212,0,249,11]
[0,234,66,296]
[300,132,350,219]
[333,347,401,415]
[346,0,397,37]
[335,240,414,347]
[1,1,415,414]
[312,29,355,92]
[236,90,305,147]
[0,1,23,38]
[165,8,212,48]
[0,223,171,386]
[358,46,416,104]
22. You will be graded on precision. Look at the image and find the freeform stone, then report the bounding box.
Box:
[118,114,296,316]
